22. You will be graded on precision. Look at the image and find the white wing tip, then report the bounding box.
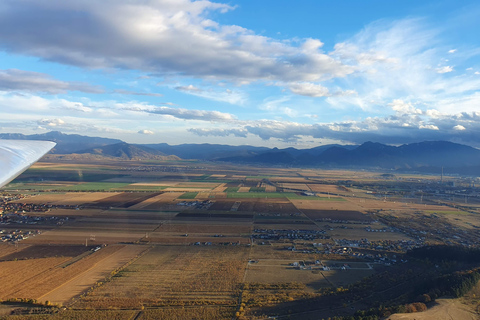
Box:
[0,140,57,188]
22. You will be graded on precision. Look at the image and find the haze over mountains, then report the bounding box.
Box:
[77,143,181,161]
[1,131,480,175]
[0,131,122,154]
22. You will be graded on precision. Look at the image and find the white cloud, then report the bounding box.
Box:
[288,82,330,97]
[113,89,162,97]
[137,106,236,122]
[389,99,423,115]
[2,89,480,147]
[138,129,154,135]
[301,38,324,52]
[175,85,202,93]
[434,91,480,114]
[260,96,290,112]
[0,0,351,85]
[325,18,480,116]
[37,118,65,127]
[0,69,103,94]
[448,49,457,53]
[327,18,442,110]
[189,109,480,147]
[34,119,131,136]
[436,66,454,73]
[0,92,236,125]
[419,124,439,130]
[425,109,443,118]
[175,84,245,104]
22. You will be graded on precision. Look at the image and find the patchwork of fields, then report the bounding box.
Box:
[1,160,479,319]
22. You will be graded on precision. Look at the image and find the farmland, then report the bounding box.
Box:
[1,159,480,319]
[76,245,248,310]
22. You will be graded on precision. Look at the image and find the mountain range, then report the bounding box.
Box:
[77,142,180,161]
[0,131,122,154]
[1,131,480,175]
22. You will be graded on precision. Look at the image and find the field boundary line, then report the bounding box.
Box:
[1,257,71,299]
[133,310,143,320]
[67,244,153,307]
[57,250,95,268]
[235,238,253,319]
[35,245,126,302]
[37,244,152,305]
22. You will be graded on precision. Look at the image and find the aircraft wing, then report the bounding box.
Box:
[0,140,56,188]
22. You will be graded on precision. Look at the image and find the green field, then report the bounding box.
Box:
[226,192,346,200]
[5,181,132,192]
[167,186,213,189]
[24,168,125,182]
[191,179,233,183]
[226,192,290,199]
[286,194,346,201]
[192,174,212,180]
[113,185,168,191]
[246,176,272,179]
[3,183,66,191]
[59,182,131,191]
[224,187,240,192]
[178,192,199,199]
[426,210,467,215]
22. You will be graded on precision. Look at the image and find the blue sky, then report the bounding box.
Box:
[1,0,480,148]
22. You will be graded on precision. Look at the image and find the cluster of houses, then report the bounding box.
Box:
[315,217,374,225]
[333,238,423,252]
[1,202,51,215]
[192,241,242,246]
[289,260,353,271]
[177,200,213,209]
[122,165,205,173]
[1,229,41,242]
[281,238,419,265]
[0,193,27,202]
[0,200,78,215]
[380,213,479,246]
[364,226,395,233]
[252,228,328,241]
[0,213,68,226]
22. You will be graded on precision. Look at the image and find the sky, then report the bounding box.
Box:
[1,0,480,148]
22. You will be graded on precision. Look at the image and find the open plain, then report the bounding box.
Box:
[0,159,479,319]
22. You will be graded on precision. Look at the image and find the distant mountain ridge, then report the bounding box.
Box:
[142,143,271,160]
[0,131,122,154]
[141,143,358,160]
[76,142,180,160]
[1,131,480,174]
[216,140,480,169]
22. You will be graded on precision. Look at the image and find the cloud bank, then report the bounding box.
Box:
[188,105,480,147]
[0,69,103,94]
[0,0,351,84]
